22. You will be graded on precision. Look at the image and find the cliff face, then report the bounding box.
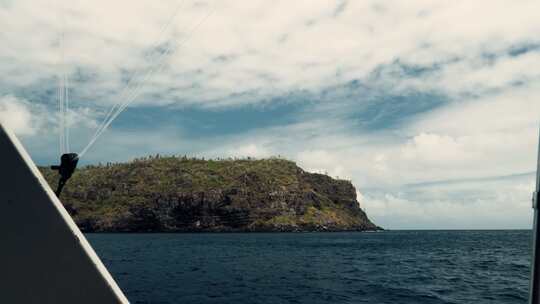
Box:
[41,157,380,232]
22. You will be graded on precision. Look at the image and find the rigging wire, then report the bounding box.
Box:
[62,7,70,153]
[65,71,70,152]
[79,6,214,158]
[59,35,66,154]
[92,9,213,144]
[57,71,64,154]
[57,0,63,155]
[84,1,187,153]
[57,1,69,154]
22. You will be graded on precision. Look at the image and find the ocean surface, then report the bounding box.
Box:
[87,230,531,304]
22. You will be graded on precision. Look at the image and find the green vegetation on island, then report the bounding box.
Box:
[40,156,380,232]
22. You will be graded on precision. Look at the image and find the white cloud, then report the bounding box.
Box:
[411,84,540,135]
[1,0,539,229]
[401,133,467,163]
[361,173,535,229]
[2,0,540,108]
[225,143,271,159]
[297,149,345,177]
[0,93,106,160]
[0,95,42,136]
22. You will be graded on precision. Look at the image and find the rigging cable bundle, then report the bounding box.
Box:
[52,3,78,197]
[51,1,213,197]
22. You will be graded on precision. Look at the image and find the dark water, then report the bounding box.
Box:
[87,230,532,304]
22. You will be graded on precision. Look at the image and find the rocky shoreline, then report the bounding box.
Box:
[41,157,381,232]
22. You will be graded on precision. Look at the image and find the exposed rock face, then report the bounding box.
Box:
[41,157,381,232]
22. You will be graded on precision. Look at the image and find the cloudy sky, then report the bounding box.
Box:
[1,0,539,229]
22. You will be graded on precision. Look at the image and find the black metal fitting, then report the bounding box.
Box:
[51,153,79,197]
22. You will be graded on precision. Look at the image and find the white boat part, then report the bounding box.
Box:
[530,125,540,304]
[0,123,129,304]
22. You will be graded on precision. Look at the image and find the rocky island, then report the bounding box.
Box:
[41,156,380,232]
